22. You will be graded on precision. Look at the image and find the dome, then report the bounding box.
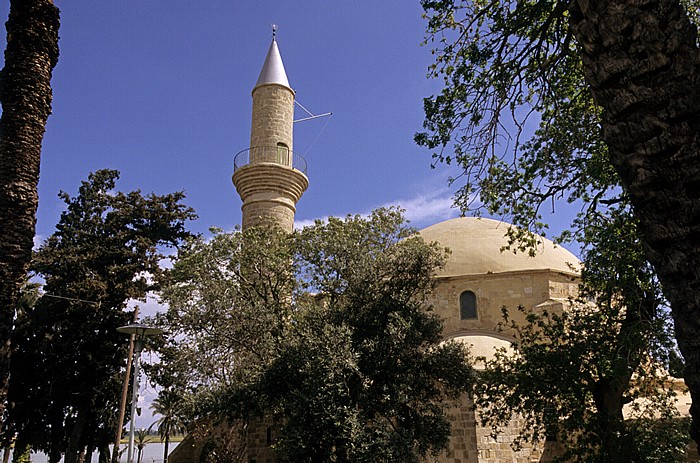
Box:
[448,334,515,369]
[419,217,580,277]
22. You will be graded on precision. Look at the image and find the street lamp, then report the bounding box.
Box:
[117,323,163,463]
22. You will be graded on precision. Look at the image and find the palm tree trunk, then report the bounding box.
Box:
[163,434,169,463]
[0,0,59,425]
[569,0,700,449]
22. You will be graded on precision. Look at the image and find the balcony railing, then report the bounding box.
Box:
[233,146,307,174]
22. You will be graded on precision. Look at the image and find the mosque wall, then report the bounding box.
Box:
[430,270,579,338]
[246,415,277,463]
[473,409,543,463]
[419,269,579,463]
[435,397,480,462]
[431,396,545,463]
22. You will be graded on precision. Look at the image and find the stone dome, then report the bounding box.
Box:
[447,333,515,369]
[419,217,580,277]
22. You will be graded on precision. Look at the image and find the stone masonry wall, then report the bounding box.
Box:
[429,270,578,338]
[474,409,543,463]
[241,200,295,232]
[232,163,308,233]
[250,83,294,160]
[432,397,480,462]
[247,415,278,463]
[421,270,578,463]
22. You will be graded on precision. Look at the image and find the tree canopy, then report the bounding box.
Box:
[153,209,473,462]
[417,0,700,449]
[6,170,195,463]
[476,209,689,462]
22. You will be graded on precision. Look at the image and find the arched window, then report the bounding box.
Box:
[277,142,289,165]
[460,291,477,320]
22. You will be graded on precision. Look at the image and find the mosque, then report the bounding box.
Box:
[169,35,691,463]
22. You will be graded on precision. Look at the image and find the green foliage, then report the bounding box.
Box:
[267,211,471,462]
[416,0,620,239]
[150,389,187,463]
[478,304,689,462]
[151,390,187,442]
[416,0,698,248]
[151,223,294,396]
[135,428,149,463]
[155,208,473,462]
[10,440,31,463]
[6,170,195,461]
[474,208,688,462]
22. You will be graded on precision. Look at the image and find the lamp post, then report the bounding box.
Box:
[117,323,163,463]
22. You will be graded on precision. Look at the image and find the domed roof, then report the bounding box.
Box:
[419,217,580,277]
[448,334,515,369]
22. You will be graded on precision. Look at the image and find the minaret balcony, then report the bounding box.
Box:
[234,146,307,174]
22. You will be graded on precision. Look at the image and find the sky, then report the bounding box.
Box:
[0,0,579,432]
[2,0,472,244]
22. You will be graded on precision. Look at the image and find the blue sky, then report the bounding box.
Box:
[1,1,472,243]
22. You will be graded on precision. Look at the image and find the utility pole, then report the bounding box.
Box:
[112,307,139,463]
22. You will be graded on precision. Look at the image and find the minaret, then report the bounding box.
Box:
[232,33,308,231]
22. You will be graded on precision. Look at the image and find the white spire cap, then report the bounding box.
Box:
[254,37,291,90]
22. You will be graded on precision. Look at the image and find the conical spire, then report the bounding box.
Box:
[255,36,290,89]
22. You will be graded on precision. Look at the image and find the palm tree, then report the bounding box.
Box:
[134,429,149,463]
[150,391,185,463]
[0,0,60,422]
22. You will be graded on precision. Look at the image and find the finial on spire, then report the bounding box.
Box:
[272,23,277,40]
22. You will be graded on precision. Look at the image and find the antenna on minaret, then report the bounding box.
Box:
[272,23,277,40]
[294,100,332,123]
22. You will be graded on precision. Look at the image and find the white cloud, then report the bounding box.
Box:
[380,189,460,229]
[126,293,168,320]
[295,186,467,231]
[294,217,329,230]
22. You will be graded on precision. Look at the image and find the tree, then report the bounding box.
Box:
[416,0,700,449]
[6,170,195,463]
[0,0,60,426]
[149,222,298,462]
[150,390,186,463]
[134,428,149,463]
[5,282,39,463]
[476,208,689,462]
[154,209,473,462]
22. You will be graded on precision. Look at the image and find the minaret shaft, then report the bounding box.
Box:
[249,84,294,164]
